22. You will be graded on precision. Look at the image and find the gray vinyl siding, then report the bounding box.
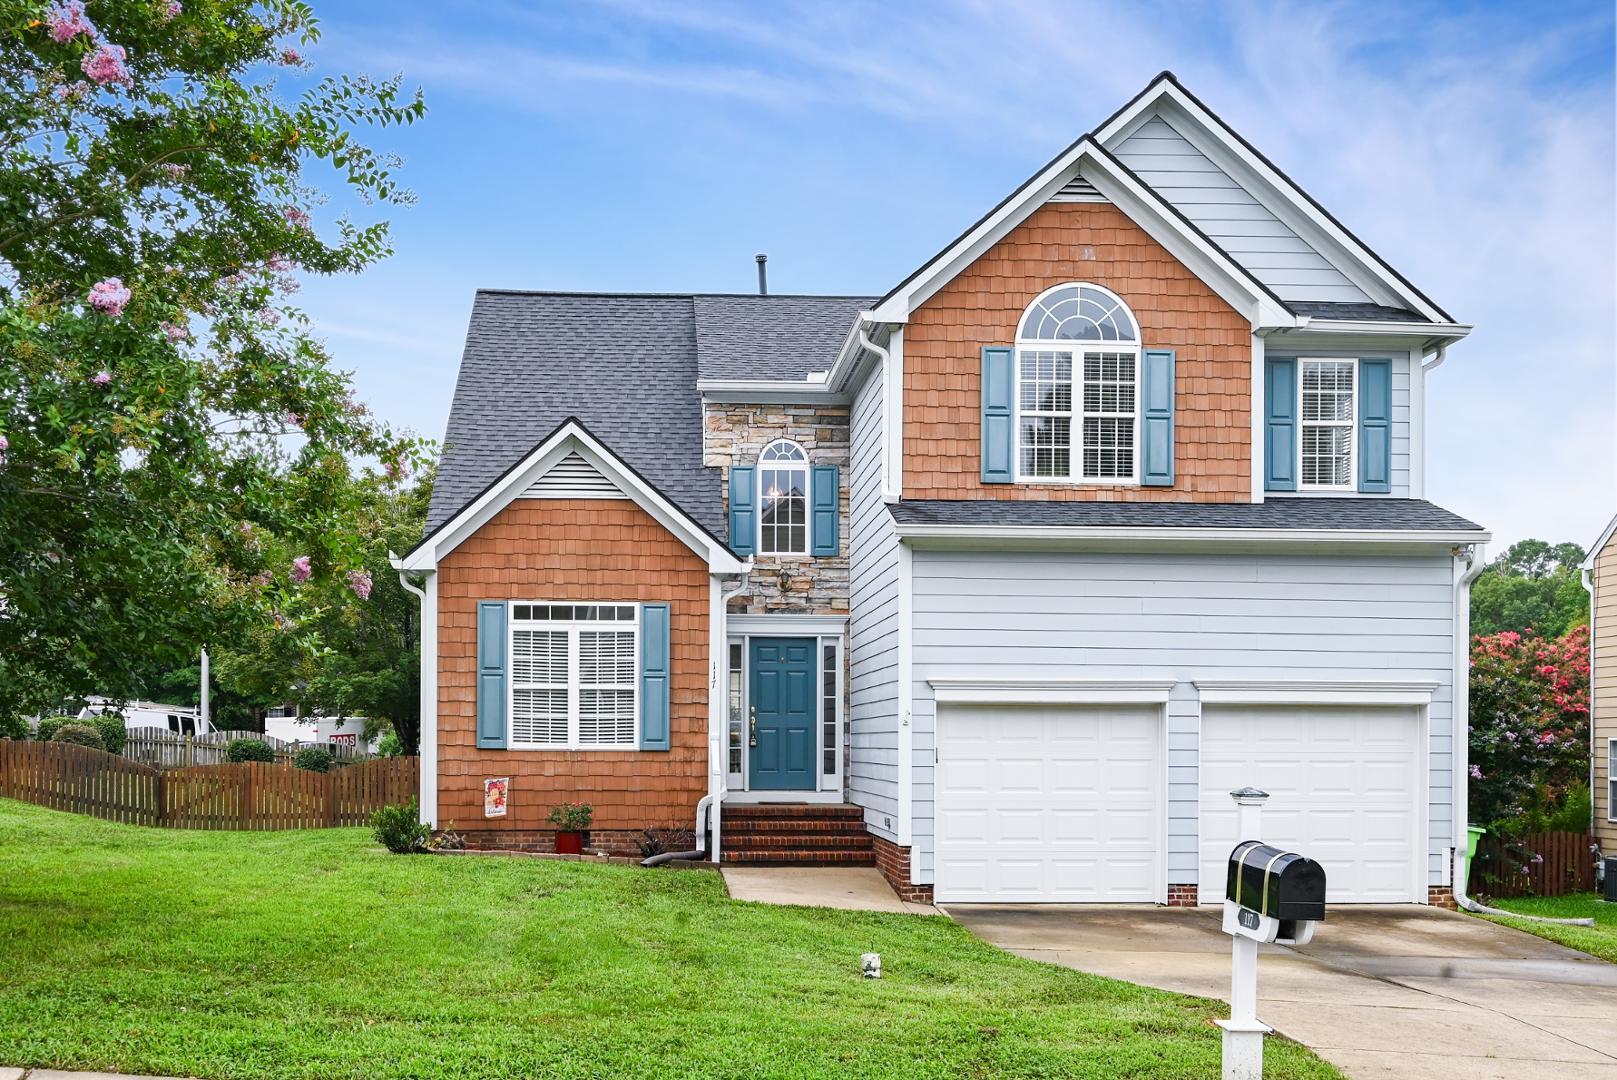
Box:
[909,550,1457,887]
[1112,114,1371,304]
[847,364,901,839]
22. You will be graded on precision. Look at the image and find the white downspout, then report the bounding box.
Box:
[857,324,901,502]
[1583,564,1599,857]
[393,557,437,828]
[709,571,751,863]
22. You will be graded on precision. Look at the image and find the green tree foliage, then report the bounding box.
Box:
[1470,540,1589,637]
[0,1,429,725]
[1468,624,1590,834]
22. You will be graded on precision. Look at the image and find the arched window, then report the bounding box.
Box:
[758,439,809,555]
[1016,283,1141,482]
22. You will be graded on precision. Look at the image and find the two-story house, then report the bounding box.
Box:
[394,72,1489,907]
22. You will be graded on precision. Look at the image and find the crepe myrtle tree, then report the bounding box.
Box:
[0,1,429,722]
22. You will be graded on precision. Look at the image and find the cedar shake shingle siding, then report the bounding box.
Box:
[436,499,709,838]
[902,201,1251,502]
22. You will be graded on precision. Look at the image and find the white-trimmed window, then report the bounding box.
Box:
[509,603,638,749]
[1608,738,1617,823]
[759,439,809,555]
[1015,283,1141,483]
[1299,358,1356,490]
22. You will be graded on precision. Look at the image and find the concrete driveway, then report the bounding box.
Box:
[950,904,1617,1080]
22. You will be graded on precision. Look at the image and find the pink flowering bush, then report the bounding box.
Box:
[87,277,131,316]
[82,43,132,87]
[1469,624,1589,833]
[290,555,312,584]
[91,370,111,386]
[47,0,94,43]
[346,569,372,600]
[160,321,189,342]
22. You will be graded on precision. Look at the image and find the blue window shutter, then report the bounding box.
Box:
[1358,358,1393,493]
[728,466,756,556]
[981,346,1015,483]
[811,465,840,556]
[475,601,507,750]
[1264,358,1298,492]
[640,603,670,751]
[1140,349,1176,486]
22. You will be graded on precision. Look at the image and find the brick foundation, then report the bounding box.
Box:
[1428,885,1457,910]
[1166,884,1199,907]
[871,834,934,904]
[455,828,655,859]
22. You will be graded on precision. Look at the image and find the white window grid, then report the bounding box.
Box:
[1298,358,1356,491]
[509,602,639,750]
[1014,283,1141,485]
[758,439,810,556]
[1608,738,1617,823]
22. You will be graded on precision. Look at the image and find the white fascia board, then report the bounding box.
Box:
[930,677,1175,705]
[400,422,745,575]
[1584,514,1617,571]
[1273,319,1471,341]
[697,379,847,405]
[893,523,1491,549]
[1103,86,1450,323]
[1194,678,1440,706]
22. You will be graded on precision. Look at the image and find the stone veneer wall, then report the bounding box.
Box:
[703,402,851,618]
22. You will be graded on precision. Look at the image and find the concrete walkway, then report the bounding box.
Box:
[950,904,1617,1080]
[721,866,940,914]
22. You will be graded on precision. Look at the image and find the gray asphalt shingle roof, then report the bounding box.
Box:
[887,498,1484,532]
[1288,302,1430,323]
[692,294,873,381]
[426,291,723,536]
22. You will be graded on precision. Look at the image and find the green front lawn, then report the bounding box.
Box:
[1479,893,1617,964]
[0,799,1336,1079]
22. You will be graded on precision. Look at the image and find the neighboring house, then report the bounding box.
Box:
[394,71,1489,906]
[1584,515,1617,857]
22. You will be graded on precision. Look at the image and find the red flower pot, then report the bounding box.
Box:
[555,830,585,855]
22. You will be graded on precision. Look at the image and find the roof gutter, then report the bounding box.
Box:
[891,523,1492,546]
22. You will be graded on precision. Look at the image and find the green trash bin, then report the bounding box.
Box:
[1462,825,1486,892]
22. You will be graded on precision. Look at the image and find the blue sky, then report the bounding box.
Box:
[295,0,1615,550]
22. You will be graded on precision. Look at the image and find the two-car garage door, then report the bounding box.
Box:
[935,702,1422,904]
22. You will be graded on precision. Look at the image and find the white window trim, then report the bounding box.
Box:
[1608,737,1617,823]
[1297,356,1358,493]
[1012,282,1143,487]
[757,439,812,557]
[507,601,640,752]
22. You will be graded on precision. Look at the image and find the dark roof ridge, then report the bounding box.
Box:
[473,288,875,301]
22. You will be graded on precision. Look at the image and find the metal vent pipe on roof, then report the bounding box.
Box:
[755,253,768,295]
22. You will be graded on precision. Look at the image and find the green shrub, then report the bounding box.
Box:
[294,746,336,773]
[89,713,128,755]
[546,801,593,831]
[35,715,76,742]
[370,800,430,854]
[1546,783,1593,834]
[0,714,26,740]
[226,737,275,764]
[51,723,105,751]
[377,730,403,758]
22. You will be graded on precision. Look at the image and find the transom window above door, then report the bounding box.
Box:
[1015,283,1141,483]
[758,439,809,555]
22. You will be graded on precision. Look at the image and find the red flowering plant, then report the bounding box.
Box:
[1468,625,1590,835]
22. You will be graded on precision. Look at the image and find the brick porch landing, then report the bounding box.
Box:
[720,803,875,866]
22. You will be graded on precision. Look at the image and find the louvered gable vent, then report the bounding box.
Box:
[521,450,627,500]
[1049,174,1106,203]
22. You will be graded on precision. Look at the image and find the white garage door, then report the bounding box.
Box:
[936,704,1162,903]
[1199,705,1422,904]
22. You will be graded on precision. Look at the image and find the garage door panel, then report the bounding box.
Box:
[1199,705,1420,904]
[938,704,1163,904]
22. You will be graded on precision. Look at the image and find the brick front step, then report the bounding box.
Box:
[723,833,875,853]
[723,819,872,835]
[724,850,878,866]
[722,803,865,819]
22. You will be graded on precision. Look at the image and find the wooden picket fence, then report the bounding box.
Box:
[122,727,373,770]
[1467,830,1597,899]
[0,740,417,830]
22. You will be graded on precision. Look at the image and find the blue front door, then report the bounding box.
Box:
[749,638,816,790]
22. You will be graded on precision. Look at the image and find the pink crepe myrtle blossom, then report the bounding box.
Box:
[251,570,272,588]
[346,569,373,600]
[46,1,94,43]
[290,555,312,584]
[277,276,301,296]
[54,81,92,104]
[256,307,280,326]
[91,370,111,386]
[283,207,311,231]
[164,0,181,19]
[279,46,304,66]
[266,254,293,273]
[81,43,132,87]
[283,410,303,427]
[1468,764,1483,781]
[158,162,188,182]
[0,433,8,462]
[87,277,131,316]
[161,321,189,342]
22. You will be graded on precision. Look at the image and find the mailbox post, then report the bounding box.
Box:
[1218,788,1327,1080]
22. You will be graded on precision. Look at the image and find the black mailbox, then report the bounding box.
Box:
[1226,840,1326,923]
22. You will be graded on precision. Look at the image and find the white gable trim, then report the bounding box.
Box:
[866,137,1294,330]
[1584,514,1617,571]
[397,420,746,574]
[1095,76,1452,323]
